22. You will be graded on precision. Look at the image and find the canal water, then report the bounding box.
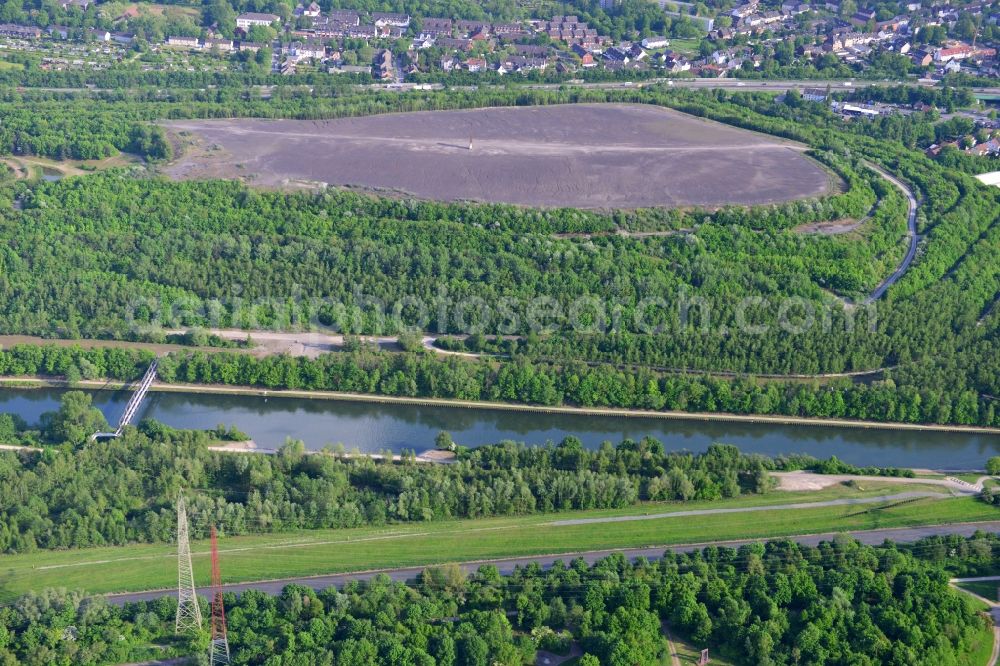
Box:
[2,387,998,469]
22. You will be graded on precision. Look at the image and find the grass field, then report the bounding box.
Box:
[959,622,996,666]
[948,584,998,666]
[1,488,995,602]
[663,38,702,56]
[120,2,200,19]
[960,581,1000,602]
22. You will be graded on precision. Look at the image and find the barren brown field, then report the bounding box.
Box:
[163,104,833,208]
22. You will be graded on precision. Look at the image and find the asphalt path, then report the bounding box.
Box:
[950,576,1000,663]
[864,161,920,304]
[104,520,1000,606]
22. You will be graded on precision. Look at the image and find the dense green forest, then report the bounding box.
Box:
[0,341,995,426]
[1,533,994,665]
[0,86,997,426]
[157,348,997,425]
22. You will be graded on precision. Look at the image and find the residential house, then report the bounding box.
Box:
[641,36,669,49]
[312,14,361,37]
[372,12,410,28]
[661,52,691,72]
[910,48,933,67]
[422,18,453,34]
[437,36,473,51]
[289,40,324,59]
[730,1,760,19]
[935,43,997,62]
[464,57,487,72]
[377,49,394,79]
[506,55,547,72]
[345,24,377,38]
[942,58,962,73]
[603,45,631,63]
[203,38,234,51]
[455,19,489,35]
[236,13,280,29]
[328,10,361,24]
[515,44,550,57]
[781,2,811,14]
[798,44,826,59]
[166,35,200,48]
[875,16,908,33]
[970,138,1000,156]
[0,24,41,39]
[697,63,726,77]
[294,2,321,18]
[823,31,881,52]
[743,11,784,27]
[491,23,524,36]
[849,9,876,26]
[710,48,736,64]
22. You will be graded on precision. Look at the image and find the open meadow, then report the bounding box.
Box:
[2,483,994,602]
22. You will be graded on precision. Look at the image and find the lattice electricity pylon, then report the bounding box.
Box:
[174,494,202,635]
[209,525,230,666]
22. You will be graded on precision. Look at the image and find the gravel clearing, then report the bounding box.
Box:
[163,103,832,209]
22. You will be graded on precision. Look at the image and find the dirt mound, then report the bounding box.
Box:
[163,104,831,209]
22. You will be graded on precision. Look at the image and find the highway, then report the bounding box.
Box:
[383,77,1000,96]
[22,78,1000,97]
[104,520,1000,606]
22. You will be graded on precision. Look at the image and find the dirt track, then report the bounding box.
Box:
[774,470,988,493]
[163,104,832,208]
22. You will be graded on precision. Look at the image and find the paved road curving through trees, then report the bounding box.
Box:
[863,162,920,304]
